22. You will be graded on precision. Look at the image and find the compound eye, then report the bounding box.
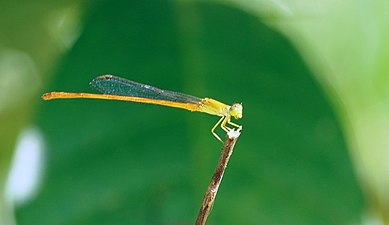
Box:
[230,103,243,119]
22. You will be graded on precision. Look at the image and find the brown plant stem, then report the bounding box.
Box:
[195,127,242,225]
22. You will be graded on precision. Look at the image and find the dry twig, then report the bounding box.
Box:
[195,127,242,225]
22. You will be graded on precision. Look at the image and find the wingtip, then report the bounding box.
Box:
[90,74,114,85]
[96,74,114,79]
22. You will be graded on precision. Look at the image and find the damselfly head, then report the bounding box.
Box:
[230,103,243,119]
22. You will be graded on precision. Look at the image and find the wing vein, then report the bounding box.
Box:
[90,75,202,104]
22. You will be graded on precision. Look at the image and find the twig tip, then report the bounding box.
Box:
[227,126,242,139]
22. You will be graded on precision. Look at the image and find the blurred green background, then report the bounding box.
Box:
[2,0,388,224]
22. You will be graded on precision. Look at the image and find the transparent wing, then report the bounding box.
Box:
[90,75,202,104]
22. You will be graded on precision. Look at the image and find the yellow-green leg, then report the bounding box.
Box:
[227,117,240,128]
[211,116,224,143]
[221,116,231,132]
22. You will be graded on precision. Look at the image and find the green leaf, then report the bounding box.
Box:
[16,1,363,224]
[228,0,389,222]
